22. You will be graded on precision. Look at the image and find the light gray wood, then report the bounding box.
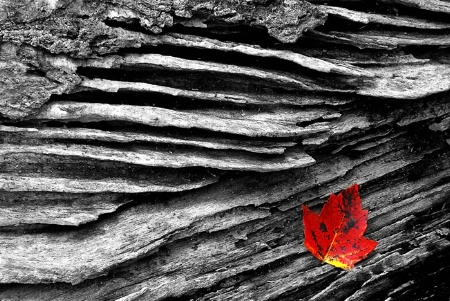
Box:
[0,192,132,226]
[380,0,450,14]
[31,101,330,137]
[0,125,296,154]
[0,143,316,172]
[320,5,450,29]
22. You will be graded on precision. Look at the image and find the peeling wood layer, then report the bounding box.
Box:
[123,32,372,77]
[0,192,131,226]
[320,5,450,29]
[79,78,345,107]
[0,174,217,194]
[84,53,333,91]
[380,0,450,14]
[78,50,450,100]
[31,101,330,138]
[309,30,450,50]
[360,63,450,99]
[0,143,315,172]
[0,125,295,154]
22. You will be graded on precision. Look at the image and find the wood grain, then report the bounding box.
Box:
[1,0,449,300]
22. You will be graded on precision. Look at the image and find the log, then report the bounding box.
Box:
[1,0,450,300]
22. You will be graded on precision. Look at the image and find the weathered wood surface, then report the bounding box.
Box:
[1,0,450,300]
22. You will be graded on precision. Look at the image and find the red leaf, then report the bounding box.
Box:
[302,184,377,270]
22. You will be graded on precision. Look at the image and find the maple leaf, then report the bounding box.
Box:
[302,184,377,270]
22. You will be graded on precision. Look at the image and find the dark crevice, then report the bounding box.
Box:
[296,115,340,128]
[103,19,153,35]
[77,66,313,93]
[112,43,360,82]
[402,44,450,61]
[105,17,281,48]
[55,89,348,114]
[25,66,46,77]
[77,64,360,92]
[61,85,356,112]
[52,88,254,110]
[167,23,280,47]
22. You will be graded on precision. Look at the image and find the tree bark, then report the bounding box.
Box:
[1,0,450,300]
